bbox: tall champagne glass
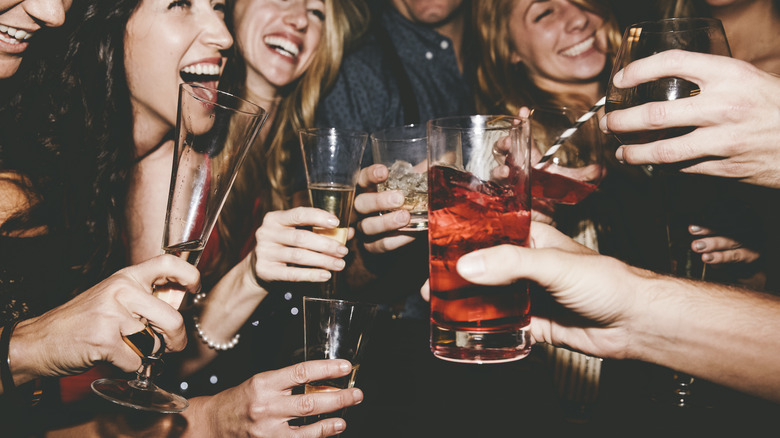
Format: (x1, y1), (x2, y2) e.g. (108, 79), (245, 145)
(605, 17), (731, 408)
(91, 83), (266, 413)
(299, 128), (368, 298)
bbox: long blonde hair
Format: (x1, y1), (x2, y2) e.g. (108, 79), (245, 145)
(473, 0), (622, 114)
(207, 0), (369, 283)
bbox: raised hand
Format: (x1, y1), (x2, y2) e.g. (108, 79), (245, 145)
(187, 359), (363, 438)
(603, 51), (780, 188)
(689, 224), (761, 265)
(252, 207), (350, 284)
(353, 164), (417, 254)
(9, 255), (200, 386)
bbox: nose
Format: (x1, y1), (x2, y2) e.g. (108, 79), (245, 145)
(562, 2), (589, 33)
(202, 13), (233, 52)
(23, 0), (71, 28)
(283, 0), (309, 31)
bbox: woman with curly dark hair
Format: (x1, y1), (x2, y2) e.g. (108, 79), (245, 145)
(2, 0), (364, 435)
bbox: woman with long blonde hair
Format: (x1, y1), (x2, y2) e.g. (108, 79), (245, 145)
(172, 0), (371, 390)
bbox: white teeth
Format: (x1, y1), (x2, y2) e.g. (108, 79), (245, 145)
(0, 25), (33, 42)
(181, 63), (221, 75)
(561, 36), (595, 57)
(264, 36), (299, 57)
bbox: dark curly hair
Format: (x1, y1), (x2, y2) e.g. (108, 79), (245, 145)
(3, 0), (142, 291)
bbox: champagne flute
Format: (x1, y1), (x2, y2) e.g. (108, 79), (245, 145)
(91, 83), (266, 413)
(605, 17), (731, 408)
(299, 128), (368, 298)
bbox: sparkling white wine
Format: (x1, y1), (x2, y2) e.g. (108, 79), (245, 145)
(308, 182), (354, 245)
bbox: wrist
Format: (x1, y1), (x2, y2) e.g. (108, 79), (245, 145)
(179, 395), (216, 437)
(6, 318), (45, 387)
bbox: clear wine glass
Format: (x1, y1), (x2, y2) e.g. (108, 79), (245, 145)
(91, 83), (266, 413)
(605, 17), (732, 408)
(530, 106), (606, 206)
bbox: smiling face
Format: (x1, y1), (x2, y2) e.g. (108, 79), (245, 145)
(0, 0), (72, 78)
(509, 0), (607, 89)
(124, 0), (232, 138)
(232, 0), (324, 97)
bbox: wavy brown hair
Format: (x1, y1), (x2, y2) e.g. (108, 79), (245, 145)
(207, 0), (369, 284)
(473, 0), (622, 114)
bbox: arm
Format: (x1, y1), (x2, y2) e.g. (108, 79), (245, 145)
(180, 207), (348, 376)
(602, 50), (780, 188)
(452, 222), (780, 402)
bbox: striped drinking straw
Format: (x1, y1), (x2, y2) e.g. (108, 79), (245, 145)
(535, 96), (606, 167)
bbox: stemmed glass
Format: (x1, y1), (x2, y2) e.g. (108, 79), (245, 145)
(91, 83), (266, 413)
(299, 128), (368, 298)
(605, 17), (731, 408)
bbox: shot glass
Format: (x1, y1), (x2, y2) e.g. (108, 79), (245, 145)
(427, 115), (532, 364)
(302, 297), (378, 421)
(371, 124), (428, 231)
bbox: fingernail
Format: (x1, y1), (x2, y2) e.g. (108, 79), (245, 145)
(339, 361), (351, 372)
(395, 210), (410, 225)
(457, 253), (485, 278)
(599, 114), (608, 133)
(615, 146), (625, 163)
(613, 69), (623, 85)
(694, 241), (706, 251)
(333, 259), (346, 269)
(690, 225), (702, 233)
(327, 217), (340, 227)
(334, 420), (346, 432)
(352, 389), (364, 404)
(391, 192), (405, 206)
(320, 271), (332, 281)
(337, 246), (348, 256)
(375, 165), (388, 179)
(702, 253), (713, 262)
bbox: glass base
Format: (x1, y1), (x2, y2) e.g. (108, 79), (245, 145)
(430, 325), (530, 364)
(92, 378), (189, 413)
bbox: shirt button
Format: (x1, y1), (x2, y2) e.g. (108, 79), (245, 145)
(440, 40), (449, 50)
(425, 51), (433, 60)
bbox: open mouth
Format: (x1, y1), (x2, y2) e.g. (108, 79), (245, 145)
(0, 25), (33, 45)
(180, 62), (221, 88)
(264, 35), (300, 59)
(561, 36), (595, 57)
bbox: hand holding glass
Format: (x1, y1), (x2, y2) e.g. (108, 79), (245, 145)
(371, 124), (428, 231)
(302, 297), (378, 422)
(91, 83), (266, 413)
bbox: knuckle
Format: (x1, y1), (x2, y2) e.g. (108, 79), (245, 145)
(296, 394), (317, 416)
(644, 102), (669, 129)
(292, 229), (309, 246)
(291, 362), (309, 385)
(289, 247), (306, 263)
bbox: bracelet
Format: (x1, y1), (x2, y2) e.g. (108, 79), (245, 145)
(1, 319), (20, 398)
(192, 315), (240, 351)
(192, 292), (207, 305)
